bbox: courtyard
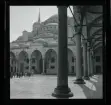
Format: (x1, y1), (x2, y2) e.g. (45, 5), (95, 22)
(10, 74), (103, 99)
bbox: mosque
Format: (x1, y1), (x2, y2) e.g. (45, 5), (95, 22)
(10, 8), (103, 76)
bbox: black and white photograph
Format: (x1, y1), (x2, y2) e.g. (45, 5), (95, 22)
(10, 5), (103, 99)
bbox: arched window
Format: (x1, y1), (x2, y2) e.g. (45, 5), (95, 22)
(72, 57), (74, 62)
(50, 65), (55, 69)
(27, 58), (29, 63)
(71, 66), (74, 73)
(51, 57), (55, 63)
(32, 66), (35, 70)
(45, 27), (46, 30)
(32, 58), (35, 63)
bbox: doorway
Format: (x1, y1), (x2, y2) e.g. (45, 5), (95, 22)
(20, 63), (24, 74)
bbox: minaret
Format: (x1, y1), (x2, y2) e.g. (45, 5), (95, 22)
(38, 8), (41, 23)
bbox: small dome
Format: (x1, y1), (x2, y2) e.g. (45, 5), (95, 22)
(50, 14), (58, 18)
(33, 21), (41, 27)
(33, 21), (40, 25)
(34, 38), (46, 43)
(45, 23), (58, 26)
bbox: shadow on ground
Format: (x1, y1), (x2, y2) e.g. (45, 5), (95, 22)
(77, 75), (103, 99)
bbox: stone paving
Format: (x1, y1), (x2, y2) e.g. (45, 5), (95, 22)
(10, 75), (103, 99)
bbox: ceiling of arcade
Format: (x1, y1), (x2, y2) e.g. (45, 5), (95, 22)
(73, 6), (103, 50)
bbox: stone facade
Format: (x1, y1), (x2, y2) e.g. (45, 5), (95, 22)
(10, 11), (102, 75)
(10, 13), (77, 75)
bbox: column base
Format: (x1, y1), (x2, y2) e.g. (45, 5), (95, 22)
(52, 86), (73, 98)
(74, 78), (86, 84)
(83, 76), (90, 80)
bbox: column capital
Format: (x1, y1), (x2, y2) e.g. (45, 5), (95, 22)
(82, 40), (87, 45)
(57, 6), (69, 8)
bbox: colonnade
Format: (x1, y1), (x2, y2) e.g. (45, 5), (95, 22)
(51, 6), (96, 98)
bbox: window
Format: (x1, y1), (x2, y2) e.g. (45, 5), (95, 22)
(51, 57), (55, 63)
(27, 59), (29, 63)
(50, 65), (55, 69)
(72, 57), (74, 62)
(24, 59), (26, 62)
(96, 56), (100, 62)
(32, 66), (35, 70)
(32, 58), (35, 63)
(71, 66), (74, 73)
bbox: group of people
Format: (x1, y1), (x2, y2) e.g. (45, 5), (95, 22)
(10, 67), (34, 78)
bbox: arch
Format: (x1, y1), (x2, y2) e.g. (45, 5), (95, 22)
(87, 6), (102, 14)
(18, 50), (28, 61)
(44, 49), (57, 74)
(30, 50), (43, 74)
(91, 28), (102, 38)
(10, 51), (16, 58)
(93, 41), (102, 50)
(67, 48), (75, 75)
(30, 48), (43, 56)
(94, 46), (102, 54)
(18, 50), (29, 75)
(89, 15), (102, 29)
(10, 51), (16, 77)
(91, 36), (102, 47)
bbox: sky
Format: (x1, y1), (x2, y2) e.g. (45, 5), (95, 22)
(10, 6), (73, 42)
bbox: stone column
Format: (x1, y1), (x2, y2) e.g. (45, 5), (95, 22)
(82, 40), (90, 80)
(93, 55), (96, 75)
(29, 57), (31, 73)
(90, 53), (93, 76)
(52, 6), (73, 98)
(41, 58), (45, 75)
(73, 6), (85, 84)
(16, 60), (18, 76)
(90, 50), (94, 76)
(87, 48), (91, 76)
(92, 55), (94, 76)
(74, 33), (85, 84)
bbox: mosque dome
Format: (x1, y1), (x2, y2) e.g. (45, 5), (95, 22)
(50, 14), (58, 18)
(44, 14), (72, 26)
(36, 38), (45, 42)
(33, 38), (46, 43)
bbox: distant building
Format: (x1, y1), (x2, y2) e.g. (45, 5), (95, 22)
(10, 9), (102, 75)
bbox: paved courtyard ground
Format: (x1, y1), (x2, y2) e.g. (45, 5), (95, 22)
(10, 74), (103, 99)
